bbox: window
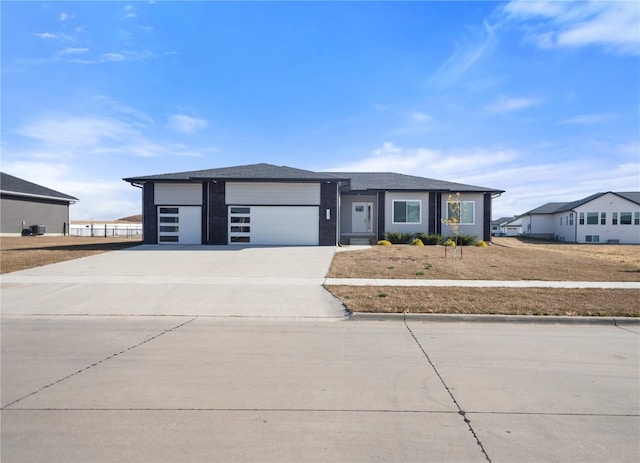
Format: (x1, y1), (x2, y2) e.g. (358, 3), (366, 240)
(600, 213), (606, 225)
(587, 212), (598, 225)
(229, 206), (251, 244)
(613, 212), (618, 225)
(446, 201), (475, 225)
(159, 235), (179, 243)
(159, 216), (179, 223)
(635, 212), (640, 225)
(159, 207), (179, 214)
(159, 226), (179, 232)
(569, 214), (574, 226)
(620, 212), (632, 225)
(393, 200), (421, 224)
(585, 235), (600, 243)
(579, 212), (585, 225)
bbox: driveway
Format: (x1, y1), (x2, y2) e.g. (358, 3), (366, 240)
(0, 245), (347, 319)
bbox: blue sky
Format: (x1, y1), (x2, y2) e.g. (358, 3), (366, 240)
(2, 1), (639, 220)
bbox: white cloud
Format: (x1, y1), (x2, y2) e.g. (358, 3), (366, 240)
(410, 111), (432, 123)
(167, 114), (208, 134)
(124, 4), (136, 19)
(33, 32), (57, 39)
(59, 12), (74, 21)
(60, 47), (89, 55)
(429, 20), (498, 87)
(15, 115), (140, 150)
(502, 1), (640, 56)
(558, 113), (616, 125)
(486, 96), (541, 113)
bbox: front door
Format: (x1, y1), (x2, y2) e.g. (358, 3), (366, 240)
(352, 202), (373, 233)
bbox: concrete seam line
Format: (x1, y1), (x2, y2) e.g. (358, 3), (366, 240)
(403, 313), (492, 463)
(0, 317), (197, 410)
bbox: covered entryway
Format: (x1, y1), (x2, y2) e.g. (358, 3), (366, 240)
(229, 206), (319, 245)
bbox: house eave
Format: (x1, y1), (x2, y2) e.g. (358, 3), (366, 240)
(0, 190), (78, 204)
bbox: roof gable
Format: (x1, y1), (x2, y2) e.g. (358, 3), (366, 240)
(0, 172), (78, 202)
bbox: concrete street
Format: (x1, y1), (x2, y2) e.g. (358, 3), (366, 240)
(2, 317), (638, 462)
(1, 246), (639, 462)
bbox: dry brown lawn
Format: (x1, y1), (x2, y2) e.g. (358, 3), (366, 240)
(0, 236), (141, 274)
(326, 237), (640, 317)
(327, 237), (640, 281)
(327, 286), (639, 317)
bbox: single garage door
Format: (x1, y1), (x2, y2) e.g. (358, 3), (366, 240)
(229, 206), (318, 245)
(158, 206), (202, 244)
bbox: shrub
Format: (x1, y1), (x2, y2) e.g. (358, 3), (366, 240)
(443, 239), (456, 247)
(441, 234), (478, 246)
(384, 231), (415, 244)
(415, 233), (441, 245)
(476, 240), (488, 247)
(377, 239), (392, 246)
(411, 238), (424, 246)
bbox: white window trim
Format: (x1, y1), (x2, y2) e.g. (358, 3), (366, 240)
(392, 200), (422, 225)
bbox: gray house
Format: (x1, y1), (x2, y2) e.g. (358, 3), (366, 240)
(0, 172), (78, 236)
(124, 163), (503, 246)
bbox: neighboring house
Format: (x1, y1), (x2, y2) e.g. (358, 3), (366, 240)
(520, 192), (640, 244)
(0, 172), (78, 236)
(123, 163), (503, 246)
(492, 216), (523, 236)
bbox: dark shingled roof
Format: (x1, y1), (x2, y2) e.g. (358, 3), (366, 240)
(327, 171), (503, 193)
(0, 172), (78, 202)
(522, 192), (640, 216)
(124, 163), (503, 193)
(124, 163), (346, 183)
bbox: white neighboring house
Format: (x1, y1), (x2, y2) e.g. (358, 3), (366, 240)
(492, 216), (523, 236)
(520, 192), (640, 244)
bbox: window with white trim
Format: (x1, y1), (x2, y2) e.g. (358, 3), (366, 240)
(392, 200), (421, 224)
(446, 201), (475, 225)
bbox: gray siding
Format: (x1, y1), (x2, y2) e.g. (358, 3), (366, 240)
(1, 194), (70, 235)
(154, 183), (203, 205)
(226, 182), (320, 205)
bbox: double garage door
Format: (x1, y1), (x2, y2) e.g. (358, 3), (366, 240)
(157, 205), (319, 245)
(229, 206), (319, 245)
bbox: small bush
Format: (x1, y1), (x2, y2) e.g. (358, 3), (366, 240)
(443, 239), (456, 247)
(415, 233), (442, 245)
(476, 240), (488, 247)
(377, 240), (392, 246)
(384, 231), (415, 244)
(441, 234), (478, 246)
(411, 238), (424, 246)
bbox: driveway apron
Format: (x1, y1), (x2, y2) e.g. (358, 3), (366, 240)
(0, 245), (347, 319)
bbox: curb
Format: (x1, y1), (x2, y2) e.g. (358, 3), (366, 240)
(348, 312), (640, 325)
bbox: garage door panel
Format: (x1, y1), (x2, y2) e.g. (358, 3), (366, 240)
(158, 206), (201, 244)
(228, 206), (318, 245)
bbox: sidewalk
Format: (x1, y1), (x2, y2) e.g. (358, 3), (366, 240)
(325, 278), (639, 289)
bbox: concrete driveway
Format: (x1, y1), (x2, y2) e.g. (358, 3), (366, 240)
(2, 317), (638, 462)
(0, 245), (347, 319)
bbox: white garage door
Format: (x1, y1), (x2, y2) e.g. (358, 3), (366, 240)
(229, 206), (318, 245)
(158, 206), (202, 244)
